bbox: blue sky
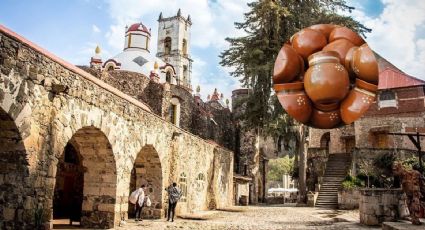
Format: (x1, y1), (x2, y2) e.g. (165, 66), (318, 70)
(1, 0), (424, 100)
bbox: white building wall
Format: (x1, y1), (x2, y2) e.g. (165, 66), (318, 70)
(157, 15), (192, 90)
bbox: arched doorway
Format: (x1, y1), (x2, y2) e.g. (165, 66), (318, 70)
(0, 108), (30, 229)
(320, 132), (331, 154)
(53, 142), (84, 225)
(128, 145), (163, 219)
(53, 127), (117, 229)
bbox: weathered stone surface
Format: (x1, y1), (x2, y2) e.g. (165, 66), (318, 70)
(0, 28), (234, 229)
(359, 189), (403, 226)
(338, 189), (360, 210)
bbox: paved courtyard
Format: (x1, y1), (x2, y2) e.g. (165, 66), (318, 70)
(118, 205), (379, 230)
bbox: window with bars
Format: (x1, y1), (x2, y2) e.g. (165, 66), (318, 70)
(378, 90), (397, 108)
(169, 104), (176, 124)
(379, 90), (396, 101)
(195, 173), (205, 192)
(179, 173), (187, 202)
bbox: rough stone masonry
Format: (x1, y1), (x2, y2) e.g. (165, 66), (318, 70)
(0, 25), (233, 229)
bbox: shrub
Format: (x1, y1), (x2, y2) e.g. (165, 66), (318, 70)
(341, 175), (363, 190)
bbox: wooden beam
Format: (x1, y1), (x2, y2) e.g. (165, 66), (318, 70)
(405, 127), (425, 133)
(387, 132), (425, 137)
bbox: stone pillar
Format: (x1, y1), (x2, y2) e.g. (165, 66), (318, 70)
(298, 125), (308, 204)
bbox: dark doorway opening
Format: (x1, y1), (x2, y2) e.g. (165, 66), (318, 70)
(53, 142), (84, 226)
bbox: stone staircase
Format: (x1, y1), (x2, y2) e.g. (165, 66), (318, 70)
(315, 154), (350, 209)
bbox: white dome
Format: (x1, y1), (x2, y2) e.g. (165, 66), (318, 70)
(107, 50), (164, 76)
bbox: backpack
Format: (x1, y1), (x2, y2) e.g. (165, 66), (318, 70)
(145, 196), (152, 207)
(129, 190), (139, 204)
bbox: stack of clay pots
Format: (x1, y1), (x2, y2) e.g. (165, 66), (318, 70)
(273, 24), (379, 129)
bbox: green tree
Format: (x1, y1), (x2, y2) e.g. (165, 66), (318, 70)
(267, 156), (295, 181)
(221, 0), (370, 203)
(220, 0), (370, 134)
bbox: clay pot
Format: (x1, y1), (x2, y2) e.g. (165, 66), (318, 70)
(310, 103), (341, 129)
(291, 28), (327, 61)
(329, 26), (365, 46)
(314, 102), (339, 112)
(351, 44), (379, 84)
(344, 46), (358, 78)
(296, 55), (306, 81)
(356, 78), (378, 92)
(273, 44), (303, 84)
(340, 78), (378, 124)
(322, 39), (355, 64)
(309, 24), (339, 41)
(304, 51), (350, 105)
(274, 82), (312, 124)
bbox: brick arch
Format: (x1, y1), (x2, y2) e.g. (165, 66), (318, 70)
(0, 108), (31, 229)
(129, 145), (163, 219)
(53, 126), (117, 229)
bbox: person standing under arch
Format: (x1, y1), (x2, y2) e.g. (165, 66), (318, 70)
(133, 185), (146, 221)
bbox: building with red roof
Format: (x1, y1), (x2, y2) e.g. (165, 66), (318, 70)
(307, 54), (425, 207)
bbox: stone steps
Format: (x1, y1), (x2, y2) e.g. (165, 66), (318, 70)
(315, 154), (350, 209)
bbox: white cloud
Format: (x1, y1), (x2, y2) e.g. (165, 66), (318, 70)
(92, 24), (101, 33)
(103, 0), (249, 101)
(348, 0), (425, 80)
(104, 0), (249, 52)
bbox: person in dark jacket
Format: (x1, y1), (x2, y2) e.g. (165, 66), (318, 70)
(165, 182), (182, 222)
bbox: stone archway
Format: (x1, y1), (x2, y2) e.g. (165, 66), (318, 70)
(128, 145), (163, 219)
(0, 108), (30, 229)
(53, 127), (117, 229)
(320, 132), (331, 153)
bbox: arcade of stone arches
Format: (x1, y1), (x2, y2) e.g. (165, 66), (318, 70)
(0, 108), (165, 228)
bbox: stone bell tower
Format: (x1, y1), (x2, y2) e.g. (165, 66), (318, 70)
(157, 9), (193, 91)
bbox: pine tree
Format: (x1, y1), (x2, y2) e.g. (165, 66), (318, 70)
(220, 0), (370, 133)
(221, 0), (370, 203)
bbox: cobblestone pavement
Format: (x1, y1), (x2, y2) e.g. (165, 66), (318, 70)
(118, 205), (380, 230)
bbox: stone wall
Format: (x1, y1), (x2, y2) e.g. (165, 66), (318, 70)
(307, 148), (329, 192)
(359, 189), (403, 226)
(0, 26), (234, 229)
(338, 189), (360, 210)
(77, 67), (236, 151)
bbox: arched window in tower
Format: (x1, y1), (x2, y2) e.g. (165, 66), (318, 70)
(164, 37), (172, 55)
(182, 39), (187, 55)
(169, 97), (180, 127)
(166, 71), (172, 83)
(183, 65), (188, 84)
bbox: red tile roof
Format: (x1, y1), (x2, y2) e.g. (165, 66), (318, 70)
(376, 54), (425, 90)
(127, 22), (150, 35)
(378, 68), (425, 90)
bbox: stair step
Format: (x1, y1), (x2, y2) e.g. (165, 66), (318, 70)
(316, 155), (349, 208)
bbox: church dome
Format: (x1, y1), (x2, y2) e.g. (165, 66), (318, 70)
(127, 22), (151, 35)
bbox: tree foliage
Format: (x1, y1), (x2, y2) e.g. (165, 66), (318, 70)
(220, 0), (370, 134)
(267, 156), (295, 181)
